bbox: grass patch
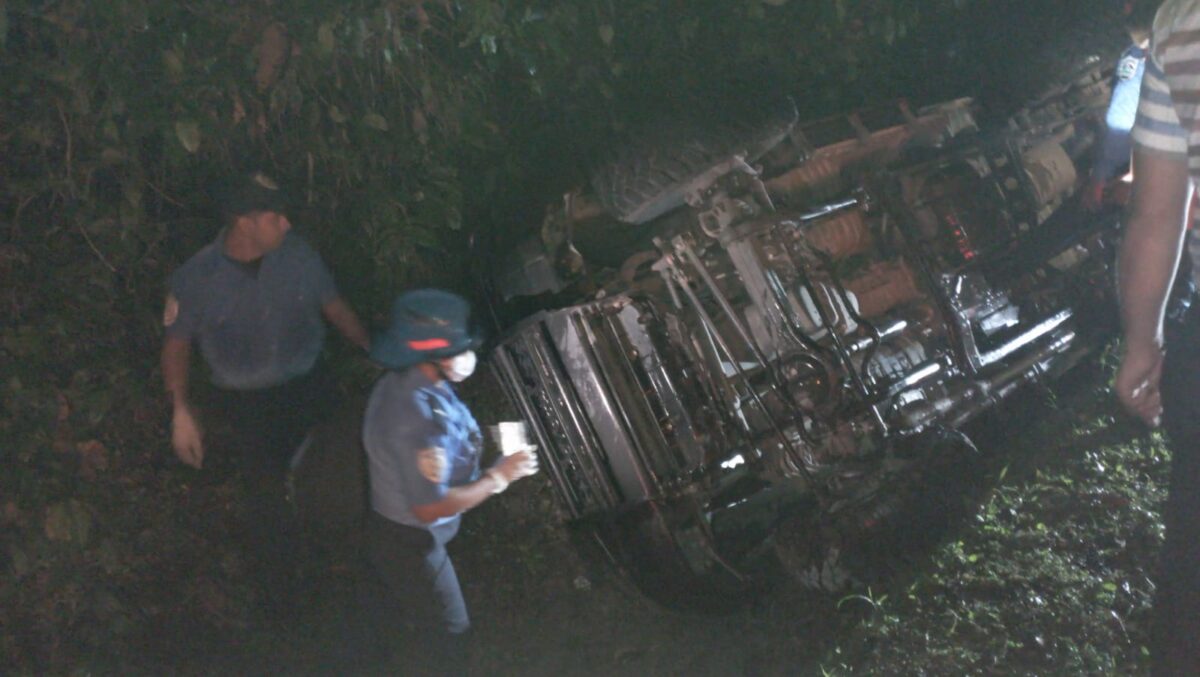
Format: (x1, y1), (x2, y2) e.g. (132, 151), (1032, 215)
(817, 368), (1166, 675)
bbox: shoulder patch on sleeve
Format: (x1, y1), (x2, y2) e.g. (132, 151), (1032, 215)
(163, 294), (180, 327)
(417, 447), (448, 483)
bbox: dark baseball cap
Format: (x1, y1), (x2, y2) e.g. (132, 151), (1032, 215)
(219, 172), (290, 217)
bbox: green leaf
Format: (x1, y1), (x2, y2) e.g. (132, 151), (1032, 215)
(174, 121), (201, 153)
(97, 539), (122, 574)
(44, 500), (91, 546)
(100, 148), (125, 165)
(317, 23), (336, 56)
(101, 118), (120, 142)
(45, 504), (72, 541)
(362, 112), (389, 131)
(9, 545), (30, 578)
(163, 49), (184, 81)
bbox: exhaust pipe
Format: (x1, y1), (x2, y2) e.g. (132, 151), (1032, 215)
(895, 329), (1088, 432)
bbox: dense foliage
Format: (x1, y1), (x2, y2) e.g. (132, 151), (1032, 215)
(0, 0), (1135, 672)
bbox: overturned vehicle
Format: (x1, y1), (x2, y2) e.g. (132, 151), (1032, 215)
(484, 70), (1124, 609)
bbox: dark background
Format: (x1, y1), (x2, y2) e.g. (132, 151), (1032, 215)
(0, 1), (1156, 673)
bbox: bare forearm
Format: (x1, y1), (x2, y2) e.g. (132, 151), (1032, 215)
(1119, 226), (1185, 349)
(411, 474), (504, 523)
(323, 297), (369, 350)
(1118, 148), (1192, 351)
(161, 337), (192, 411)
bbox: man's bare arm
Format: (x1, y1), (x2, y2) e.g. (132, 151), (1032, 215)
(1115, 146), (1192, 426)
(322, 297), (370, 351)
(410, 451), (536, 524)
(411, 478), (501, 524)
(1119, 147), (1191, 352)
(162, 336), (192, 411)
(162, 335), (205, 467)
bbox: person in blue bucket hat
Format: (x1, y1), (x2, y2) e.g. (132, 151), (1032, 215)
(356, 288), (537, 672)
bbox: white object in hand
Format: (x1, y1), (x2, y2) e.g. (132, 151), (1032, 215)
(493, 421), (531, 456)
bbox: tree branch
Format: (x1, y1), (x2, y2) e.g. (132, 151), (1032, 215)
(79, 221), (118, 274)
(55, 101), (73, 189)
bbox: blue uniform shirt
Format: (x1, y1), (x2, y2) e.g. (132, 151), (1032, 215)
(362, 367), (483, 530)
(1094, 45), (1148, 182)
(165, 230), (338, 390)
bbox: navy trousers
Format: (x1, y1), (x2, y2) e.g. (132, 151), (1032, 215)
(350, 511), (470, 674)
(205, 367), (331, 605)
(1155, 309), (1200, 676)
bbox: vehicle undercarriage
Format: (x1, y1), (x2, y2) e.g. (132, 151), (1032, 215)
(484, 64), (1126, 609)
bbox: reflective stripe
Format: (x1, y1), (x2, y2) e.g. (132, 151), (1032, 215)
(409, 338), (451, 350)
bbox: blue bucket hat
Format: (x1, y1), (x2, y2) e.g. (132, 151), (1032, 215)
(370, 289), (481, 370)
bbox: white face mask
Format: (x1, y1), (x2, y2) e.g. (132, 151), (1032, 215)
(442, 350), (477, 382)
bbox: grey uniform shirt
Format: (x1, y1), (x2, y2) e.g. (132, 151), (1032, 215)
(362, 367), (483, 531)
(165, 230), (338, 390)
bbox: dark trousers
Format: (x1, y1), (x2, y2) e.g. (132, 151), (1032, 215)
(1155, 311), (1200, 676)
(345, 511), (470, 674)
(204, 368), (332, 601)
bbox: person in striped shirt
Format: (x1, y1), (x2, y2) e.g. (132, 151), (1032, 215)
(1116, 0), (1200, 673)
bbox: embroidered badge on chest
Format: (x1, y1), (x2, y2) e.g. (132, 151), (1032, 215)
(418, 447), (448, 483)
(1117, 56), (1139, 81)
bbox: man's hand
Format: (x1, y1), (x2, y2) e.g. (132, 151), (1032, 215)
(322, 297), (370, 352)
(1115, 343), (1165, 427)
(1115, 147), (1190, 429)
(162, 336), (203, 467)
(172, 406), (205, 468)
(493, 448), (539, 483)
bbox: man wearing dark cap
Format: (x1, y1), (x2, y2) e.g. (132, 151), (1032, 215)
(160, 172), (369, 606)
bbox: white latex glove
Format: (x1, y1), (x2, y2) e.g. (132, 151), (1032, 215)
(496, 448), (539, 483)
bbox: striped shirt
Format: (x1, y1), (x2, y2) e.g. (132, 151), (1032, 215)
(1132, 0), (1200, 172)
(1132, 0), (1200, 280)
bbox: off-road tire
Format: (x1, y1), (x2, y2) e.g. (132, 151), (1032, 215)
(588, 99), (798, 225)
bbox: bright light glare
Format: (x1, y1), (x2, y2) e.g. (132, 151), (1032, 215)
(720, 454), (745, 470)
